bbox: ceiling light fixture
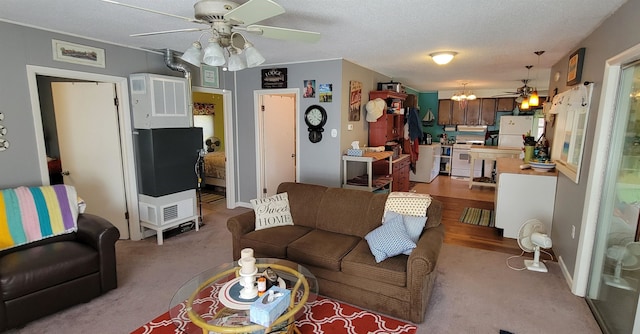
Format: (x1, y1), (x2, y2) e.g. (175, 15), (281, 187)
(520, 65), (533, 111)
(528, 50), (545, 107)
(180, 27), (265, 71)
(429, 51), (457, 65)
(451, 82), (476, 108)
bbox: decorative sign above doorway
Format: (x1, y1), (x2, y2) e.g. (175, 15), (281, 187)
(261, 68), (287, 89)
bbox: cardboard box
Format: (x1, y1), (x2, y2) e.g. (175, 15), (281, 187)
(249, 286), (291, 327)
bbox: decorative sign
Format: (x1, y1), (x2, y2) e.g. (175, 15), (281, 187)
(262, 68), (288, 89)
(349, 81), (362, 121)
(52, 39), (105, 68)
(201, 65), (219, 88)
(0, 111), (7, 151)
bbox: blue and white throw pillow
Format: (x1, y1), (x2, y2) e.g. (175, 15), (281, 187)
(365, 214), (416, 263)
(384, 210), (428, 255)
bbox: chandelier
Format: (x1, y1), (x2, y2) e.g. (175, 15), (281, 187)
(451, 83), (476, 108)
(180, 25), (265, 71)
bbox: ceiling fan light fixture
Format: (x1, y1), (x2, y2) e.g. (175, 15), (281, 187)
(227, 48), (247, 71)
(180, 41), (203, 67)
(430, 51), (457, 65)
(521, 97), (530, 110)
(202, 38), (226, 66)
(528, 90), (539, 107)
(243, 41), (265, 68)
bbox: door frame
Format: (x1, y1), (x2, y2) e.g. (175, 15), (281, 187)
(575, 43), (640, 300)
(26, 65), (141, 240)
(192, 86), (235, 208)
(253, 89), (300, 198)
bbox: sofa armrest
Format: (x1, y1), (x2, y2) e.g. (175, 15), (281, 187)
(227, 211), (256, 260)
(407, 200), (444, 288)
(76, 213), (120, 292)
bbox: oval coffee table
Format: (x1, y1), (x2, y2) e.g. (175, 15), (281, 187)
(169, 258), (318, 334)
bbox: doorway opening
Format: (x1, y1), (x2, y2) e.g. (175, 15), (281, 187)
(254, 89), (300, 198)
(26, 65), (139, 240)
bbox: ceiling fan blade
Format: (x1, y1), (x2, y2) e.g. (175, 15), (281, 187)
(101, 0), (202, 23)
(224, 0), (285, 25)
(245, 25), (321, 43)
(130, 27), (211, 37)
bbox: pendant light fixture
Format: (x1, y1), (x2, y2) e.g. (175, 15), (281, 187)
(451, 82), (476, 109)
(528, 51), (545, 107)
(520, 66), (533, 111)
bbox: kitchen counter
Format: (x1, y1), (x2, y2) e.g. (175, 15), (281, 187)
(496, 157), (559, 176)
(468, 146), (522, 189)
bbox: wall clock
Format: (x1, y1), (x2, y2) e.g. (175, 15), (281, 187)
(304, 105), (327, 143)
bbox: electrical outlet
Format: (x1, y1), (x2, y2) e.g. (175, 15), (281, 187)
(571, 225), (576, 239)
(347, 124), (353, 131)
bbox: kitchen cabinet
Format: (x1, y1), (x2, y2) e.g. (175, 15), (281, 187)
(497, 98), (515, 112)
(437, 99), (453, 125)
(480, 98), (496, 125)
(437, 98), (497, 125)
(451, 101), (465, 125)
(374, 154), (411, 192)
(368, 91), (407, 146)
(342, 151), (393, 192)
(369, 114), (404, 146)
(464, 99), (481, 125)
(494, 158), (558, 239)
(410, 144), (441, 183)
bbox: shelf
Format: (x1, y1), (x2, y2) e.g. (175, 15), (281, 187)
(342, 151), (393, 192)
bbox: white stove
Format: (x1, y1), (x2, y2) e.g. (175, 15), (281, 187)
(451, 126), (487, 178)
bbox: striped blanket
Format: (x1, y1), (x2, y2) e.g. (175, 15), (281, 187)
(0, 185), (79, 251)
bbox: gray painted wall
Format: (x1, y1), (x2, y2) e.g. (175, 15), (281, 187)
(230, 59), (393, 203)
(548, 0), (640, 278)
(0, 21), (178, 189)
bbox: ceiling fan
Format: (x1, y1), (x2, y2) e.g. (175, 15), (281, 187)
(495, 79), (534, 102)
(101, 0), (321, 69)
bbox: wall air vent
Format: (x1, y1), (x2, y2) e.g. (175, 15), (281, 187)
(163, 204), (179, 222)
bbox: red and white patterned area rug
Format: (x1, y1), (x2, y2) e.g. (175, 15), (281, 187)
(131, 296), (417, 334)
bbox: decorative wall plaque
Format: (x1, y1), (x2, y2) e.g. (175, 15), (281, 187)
(261, 68), (288, 89)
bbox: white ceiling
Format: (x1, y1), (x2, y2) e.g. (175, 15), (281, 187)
(0, 0), (628, 95)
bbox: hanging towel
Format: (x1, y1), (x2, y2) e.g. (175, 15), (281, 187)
(407, 107), (422, 141)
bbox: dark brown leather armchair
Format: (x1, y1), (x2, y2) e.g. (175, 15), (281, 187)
(0, 213), (120, 331)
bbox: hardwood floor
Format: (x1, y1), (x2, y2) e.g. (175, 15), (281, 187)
(411, 176), (528, 257)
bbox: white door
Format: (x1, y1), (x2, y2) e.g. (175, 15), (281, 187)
(51, 82), (129, 238)
(257, 93), (297, 197)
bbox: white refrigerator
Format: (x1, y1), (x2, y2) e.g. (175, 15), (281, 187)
(498, 116), (534, 148)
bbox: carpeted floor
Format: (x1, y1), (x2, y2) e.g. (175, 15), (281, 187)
(459, 207), (496, 227)
(9, 201), (601, 334)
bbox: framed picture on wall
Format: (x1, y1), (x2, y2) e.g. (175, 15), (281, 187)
(52, 39), (105, 68)
(201, 65), (220, 88)
(566, 47), (585, 86)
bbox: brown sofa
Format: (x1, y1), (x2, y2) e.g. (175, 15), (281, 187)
(227, 182), (444, 323)
(0, 213), (120, 331)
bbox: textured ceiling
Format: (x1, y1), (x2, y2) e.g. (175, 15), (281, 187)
(0, 0), (628, 95)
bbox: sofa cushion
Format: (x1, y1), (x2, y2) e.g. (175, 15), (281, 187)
(365, 216), (416, 263)
(277, 182), (327, 229)
(240, 225), (312, 258)
(342, 240), (407, 287)
(383, 192), (432, 218)
(315, 187), (388, 238)
(0, 241), (98, 300)
(250, 193), (294, 231)
(288, 230), (360, 271)
(0, 185), (79, 251)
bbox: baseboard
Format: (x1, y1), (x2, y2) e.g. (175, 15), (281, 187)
(558, 255), (575, 293)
